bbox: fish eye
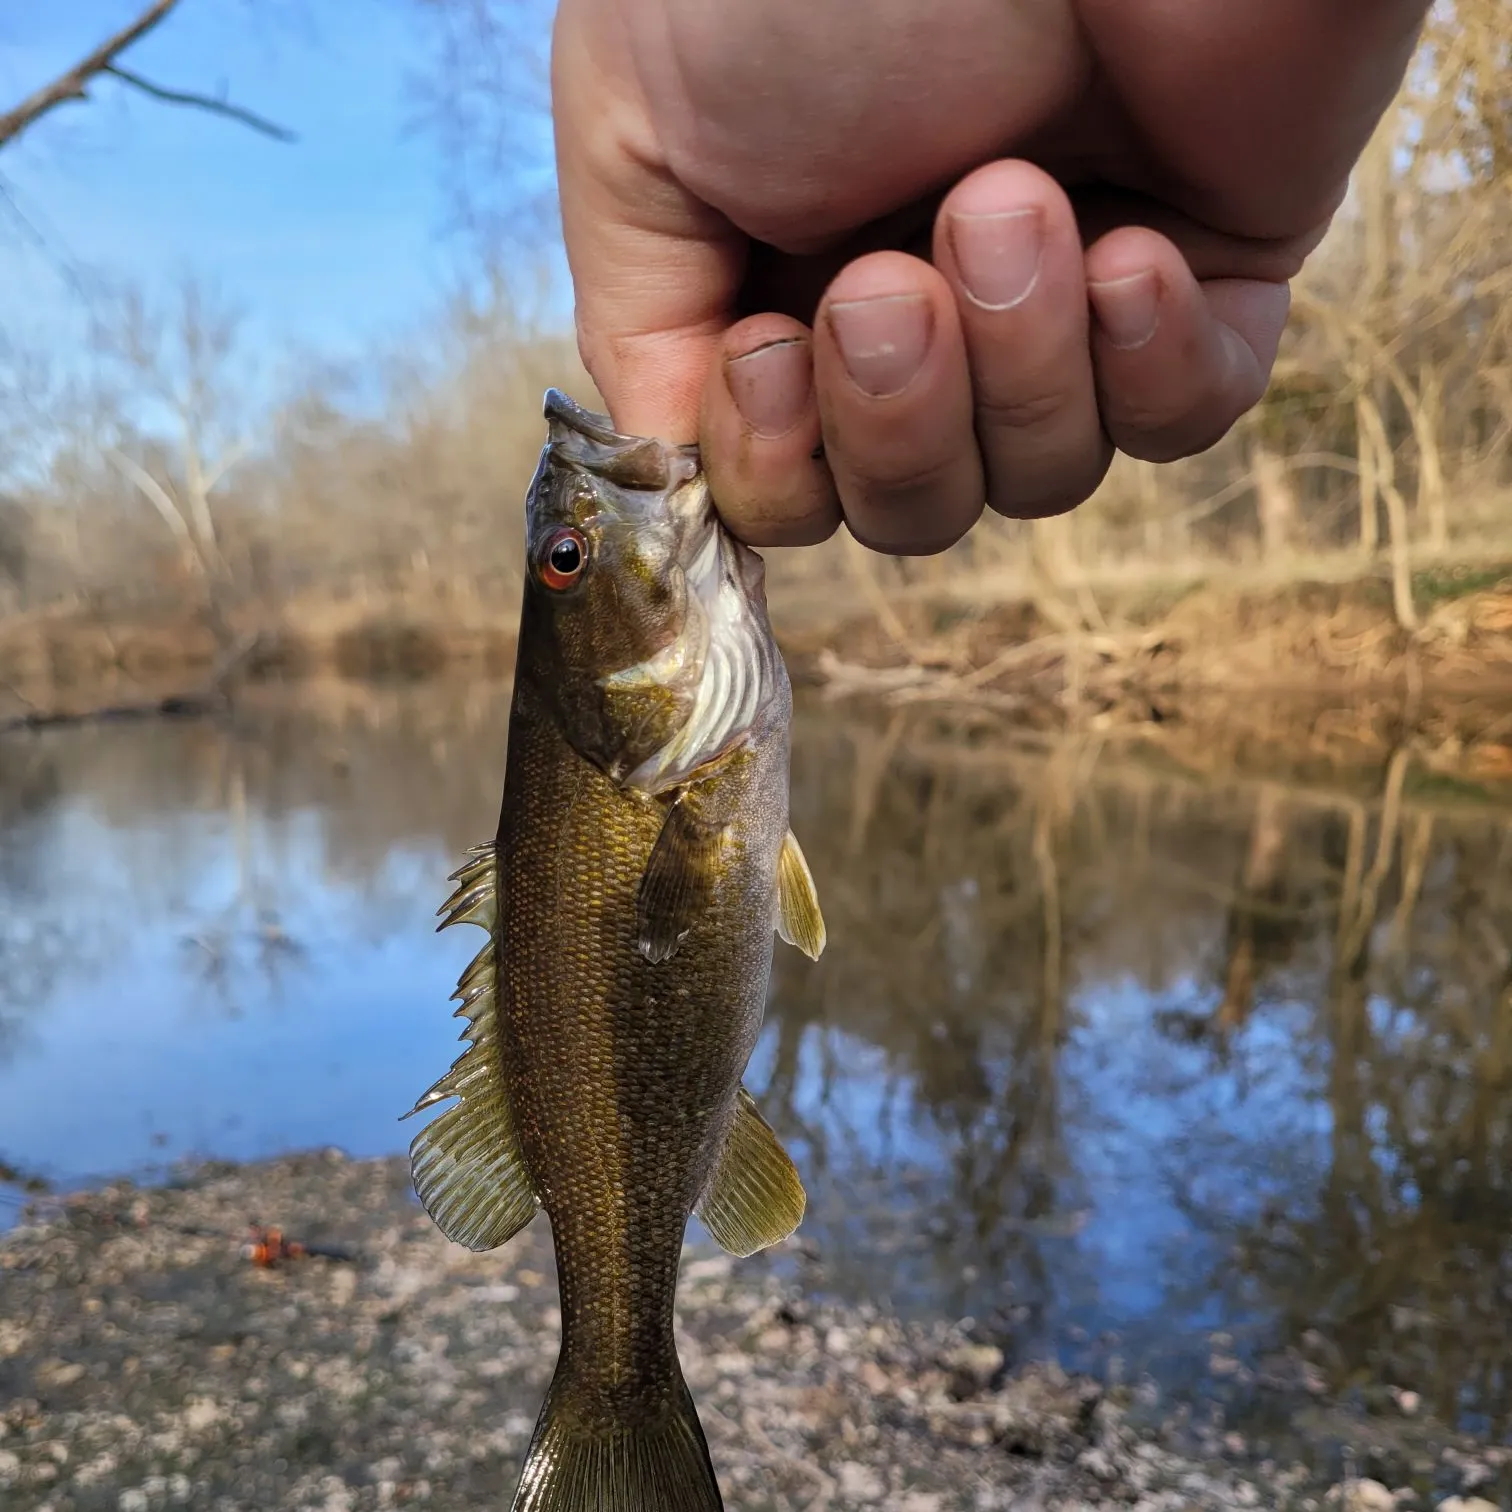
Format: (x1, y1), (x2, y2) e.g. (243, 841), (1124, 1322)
(538, 527), (587, 591)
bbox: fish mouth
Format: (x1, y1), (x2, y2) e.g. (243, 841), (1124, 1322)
(539, 389), (702, 501)
(537, 389), (750, 558)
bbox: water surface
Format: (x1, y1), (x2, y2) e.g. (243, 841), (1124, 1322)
(2, 680), (1510, 1451)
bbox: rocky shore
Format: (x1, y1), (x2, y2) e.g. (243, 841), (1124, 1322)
(0, 1152), (1505, 1511)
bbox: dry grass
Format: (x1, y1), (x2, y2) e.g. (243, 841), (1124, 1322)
(797, 564), (1512, 724)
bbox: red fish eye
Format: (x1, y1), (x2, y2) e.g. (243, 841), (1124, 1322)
(538, 527), (587, 591)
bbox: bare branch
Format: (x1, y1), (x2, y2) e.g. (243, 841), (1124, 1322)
(104, 445), (198, 563)
(101, 65), (296, 143)
(0, 1), (179, 150)
(0, 0), (293, 152)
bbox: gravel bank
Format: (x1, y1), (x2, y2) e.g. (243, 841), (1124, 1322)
(0, 1153), (1503, 1511)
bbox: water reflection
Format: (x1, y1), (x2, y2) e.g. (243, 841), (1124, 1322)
(1, 683), (1510, 1438)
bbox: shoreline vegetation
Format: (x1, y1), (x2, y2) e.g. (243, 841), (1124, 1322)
(1, 1152), (1508, 1512)
(3, 555), (1511, 785)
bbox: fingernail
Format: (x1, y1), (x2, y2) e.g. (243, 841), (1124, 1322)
(724, 337), (812, 438)
(948, 208), (1044, 310)
(1088, 270), (1160, 350)
(827, 293), (931, 398)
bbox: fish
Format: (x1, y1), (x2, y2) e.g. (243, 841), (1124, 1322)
(403, 389), (827, 1512)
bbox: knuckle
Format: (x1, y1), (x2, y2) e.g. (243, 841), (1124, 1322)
(973, 388), (1112, 516)
(1100, 353), (1255, 463)
(836, 462), (984, 555)
(845, 514), (978, 557)
(973, 384), (1073, 435)
(1110, 407), (1235, 464)
(843, 453), (975, 510)
(985, 449), (1113, 519)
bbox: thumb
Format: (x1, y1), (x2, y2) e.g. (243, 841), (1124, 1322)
(552, 5), (745, 443)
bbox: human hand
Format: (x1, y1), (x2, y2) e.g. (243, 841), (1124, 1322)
(551, 0), (1429, 554)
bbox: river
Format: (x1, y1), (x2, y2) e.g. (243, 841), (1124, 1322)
(2, 679), (1510, 1445)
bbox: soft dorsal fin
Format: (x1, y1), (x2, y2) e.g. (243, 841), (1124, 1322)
(402, 843), (540, 1253)
(775, 829), (826, 960)
(695, 1086), (806, 1258)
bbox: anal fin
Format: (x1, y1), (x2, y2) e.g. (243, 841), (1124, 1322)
(404, 841), (541, 1253)
(776, 829), (826, 960)
(696, 1087), (806, 1258)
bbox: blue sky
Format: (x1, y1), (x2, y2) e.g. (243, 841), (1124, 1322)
(0, 1), (559, 375)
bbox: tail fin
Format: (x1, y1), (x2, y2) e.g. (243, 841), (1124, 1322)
(511, 1371), (723, 1512)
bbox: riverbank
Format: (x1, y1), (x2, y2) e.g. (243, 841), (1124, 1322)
(3, 559), (1511, 736)
(797, 562), (1512, 721)
(0, 589), (517, 729)
(0, 1153), (1506, 1511)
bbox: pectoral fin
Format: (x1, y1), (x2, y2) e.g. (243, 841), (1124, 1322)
(696, 1087), (806, 1258)
(775, 829), (826, 960)
(636, 794), (725, 965)
(404, 843), (540, 1253)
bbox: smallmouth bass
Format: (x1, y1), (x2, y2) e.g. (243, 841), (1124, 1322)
(405, 390), (826, 1511)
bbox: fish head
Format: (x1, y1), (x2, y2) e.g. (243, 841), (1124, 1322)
(518, 389), (783, 788)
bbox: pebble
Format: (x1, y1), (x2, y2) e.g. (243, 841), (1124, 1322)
(836, 1460), (886, 1502)
(941, 1343), (1004, 1392)
(1334, 1480), (1394, 1511)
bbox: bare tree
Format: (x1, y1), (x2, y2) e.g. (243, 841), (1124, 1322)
(91, 277), (255, 626)
(0, 1), (293, 153)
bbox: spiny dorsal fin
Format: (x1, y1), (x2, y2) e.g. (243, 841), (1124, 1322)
(695, 1087), (806, 1258)
(404, 841), (540, 1252)
(775, 829), (826, 960)
(435, 844), (498, 933)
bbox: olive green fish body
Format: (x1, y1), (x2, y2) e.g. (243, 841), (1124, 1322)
(406, 391), (826, 1512)
(500, 675), (787, 1412)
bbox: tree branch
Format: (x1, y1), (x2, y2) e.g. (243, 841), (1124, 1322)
(105, 446), (198, 563)
(0, 0), (179, 150)
(102, 65), (296, 143)
(0, 0), (293, 151)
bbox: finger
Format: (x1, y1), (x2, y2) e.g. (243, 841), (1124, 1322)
(935, 160), (1110, 519)
(812, 251), (984, 556)
(551, 2), (743, 442)
(700, 314), (841, 547)
(1085, 226), (1292, 462)
(1071, 183), (1327, 284)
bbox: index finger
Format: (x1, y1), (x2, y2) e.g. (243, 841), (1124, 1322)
(552, 1), (745, 442)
